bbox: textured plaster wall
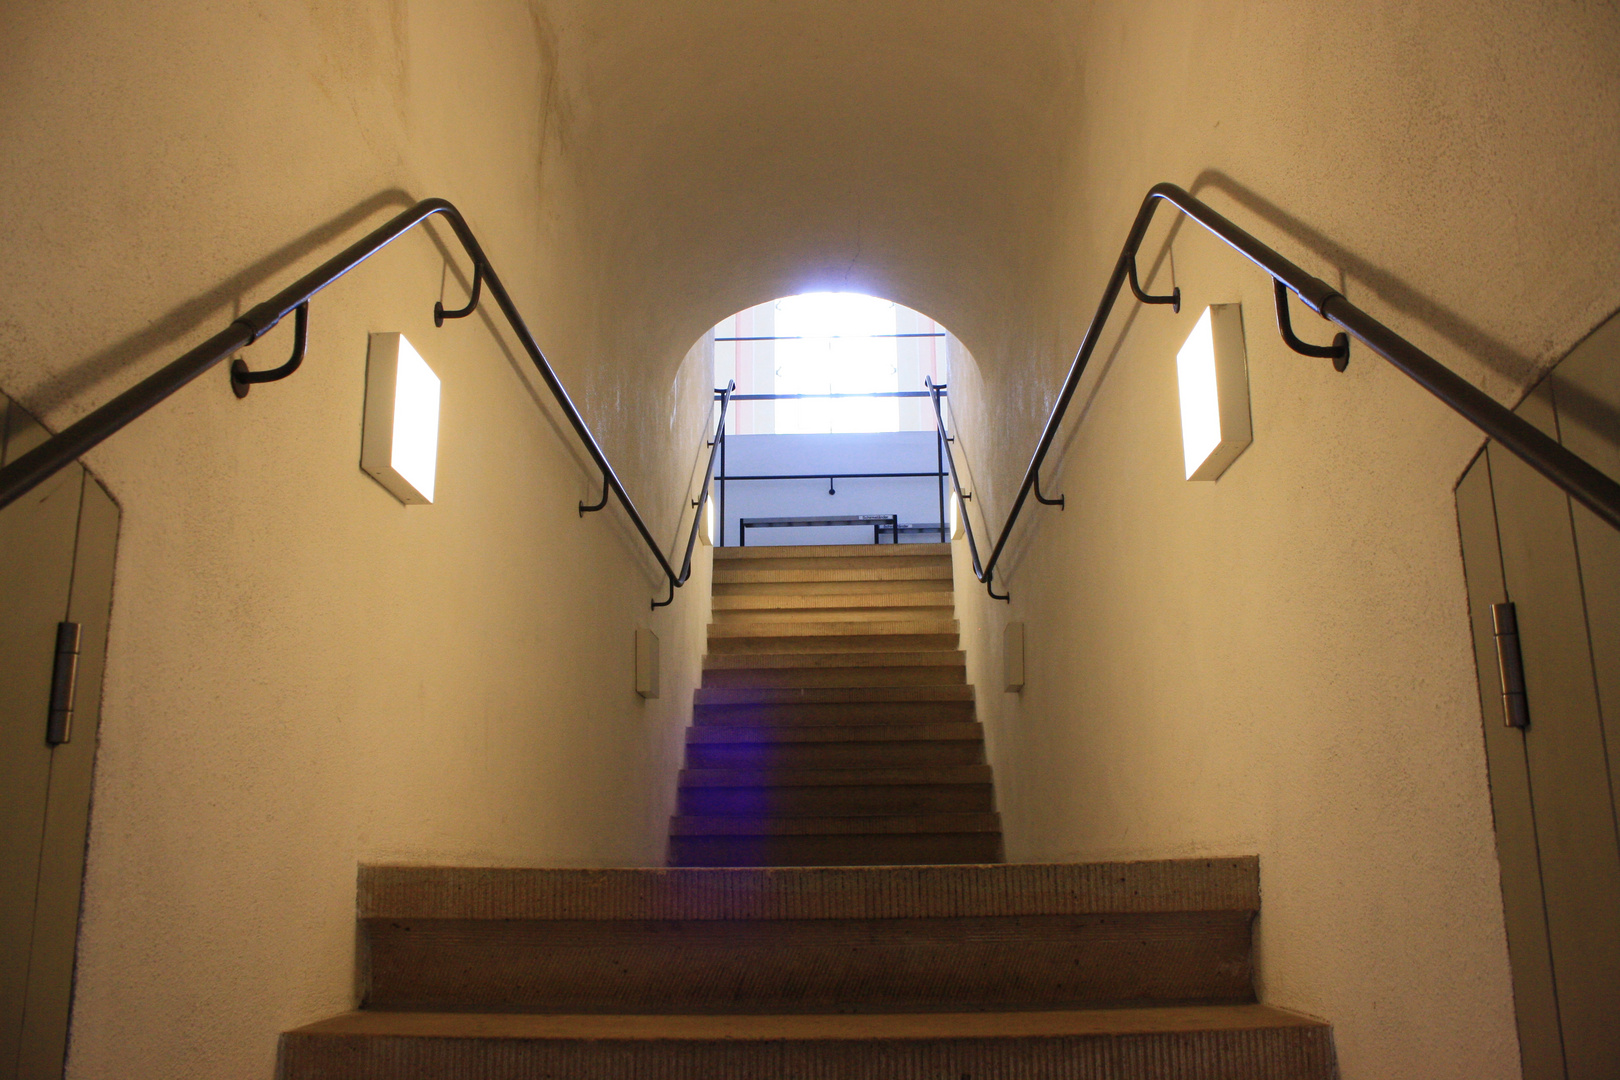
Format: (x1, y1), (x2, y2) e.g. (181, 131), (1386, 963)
(948, 2), (1620, 1078)
(5, 0), (1617, 1076)
(0, 2), (714, 1077)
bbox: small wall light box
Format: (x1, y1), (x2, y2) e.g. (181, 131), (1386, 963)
(1176, 304), (1252, 481)
(362, 333), (441, 504)
(635, 628), (661, 699)
(948, 491), (966, 541)
(699, 494), (716, 547)
(1003, 621), (1025, 693)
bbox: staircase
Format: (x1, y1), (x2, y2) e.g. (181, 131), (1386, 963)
(279, 541), (1338, 1078)
(673, 542), (1002, 866)
(282, 860), (1334, 1078)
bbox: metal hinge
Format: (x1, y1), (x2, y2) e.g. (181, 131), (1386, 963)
(1491, 602), (1530, 730)
(47, 621), (81, 746)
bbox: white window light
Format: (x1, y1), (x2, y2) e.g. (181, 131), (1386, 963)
(361, 333), (441, 504)
(947, 490), (966, 541)
(1176, 304), (1252, 481)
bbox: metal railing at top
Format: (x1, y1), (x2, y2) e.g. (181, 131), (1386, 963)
(924, 182), (1620, 603)
(0, 198), (725, 610)
(708, 389), (951, 546)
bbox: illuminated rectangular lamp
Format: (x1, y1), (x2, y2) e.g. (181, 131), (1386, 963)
(361, 333), (441, 504)
(1176, 304), (1252, 481)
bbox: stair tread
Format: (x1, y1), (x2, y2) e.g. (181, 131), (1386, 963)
(694, 711), (978, 728)
(681, 766), (994, 786)
(696, 685), (973, 704)
(671, 813), (1002, 836)
(290, 1003), (1322, 1040)
(358, 859), (1260, 919)
(704, 650), (965, 670)
(714, 594), (953, 610)
(708, 620), (959, 638)
(689, 723), (983, 745)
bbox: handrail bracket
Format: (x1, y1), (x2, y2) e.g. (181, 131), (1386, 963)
(230, 302), (310, 399)
(1273, 279), (1350, 372)
(434, 262), (484, 327)
(579, 473), (610, 516)
(1033, 474), (1065, 509)
(1128, 257), (1180, 313)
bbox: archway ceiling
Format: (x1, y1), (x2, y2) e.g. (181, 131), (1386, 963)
(544, 0), (1081, 371)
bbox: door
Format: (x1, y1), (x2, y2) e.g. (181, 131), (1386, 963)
(1456, 311), (1620, 1080)
(0, 394), (119, 1080)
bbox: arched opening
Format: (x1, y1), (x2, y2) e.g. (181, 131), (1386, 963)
(708, 294), (953, 546)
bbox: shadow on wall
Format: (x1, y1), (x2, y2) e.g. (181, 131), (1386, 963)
(22, 190), (420, 417)
(1188, 169), (1537, 385)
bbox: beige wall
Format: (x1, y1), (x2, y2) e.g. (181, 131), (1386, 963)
(4, 0), (1617, 1076)
(0, 2), (715, 1077)
(949, 2), (1620, 1078)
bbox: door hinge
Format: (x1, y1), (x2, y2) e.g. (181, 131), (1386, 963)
(1491, 602), (1530, 730)
(47, 621), (81, 746)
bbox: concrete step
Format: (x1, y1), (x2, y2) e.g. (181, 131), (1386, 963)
(353, 861), (1258, 1009)
(677, 782), (995, 816)
(695, 699), (977, 726)
(706, 632), (959, 655)
(685, 738), (984, 770)
(670, 812), (1002, 836)
(671, 832), (1005, 866)
(714, 578), (954, 600)
(707, 618), (959, 639)
(700, 664), (967, 690)
(680, 765), (995, 787)
(283, 1005), (1334, 1080)
(703, 649), (965, 671)
(694, 685), (975, 705)
(715, 564), (952, 586)
(688, 722), (983, 745)
(713, 609), (958, 630)
(713, 591), (953, 612)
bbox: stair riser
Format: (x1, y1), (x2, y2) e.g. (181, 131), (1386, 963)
(704, 653), (965, 672)
(689, 723), (982, 745)
(708, 621), (959, 639)
(701, 666), (966, 689)
(282, 1026), (1335, 1080)
(707, 635), (960, 655)
(363, 911), (1254, 1012)
(695, 702), (977, 726)
(681, 766), (995, 788)
(685, 742), (984, 770)
(715, 580), (954, 599)
(712, 611), (956, 629)
(670, 832), (1002, 866)
(678, 785), (995, 816)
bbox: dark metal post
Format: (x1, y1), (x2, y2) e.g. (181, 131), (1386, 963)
(937, 431), (946, 543)
(718, 423), (726, 547)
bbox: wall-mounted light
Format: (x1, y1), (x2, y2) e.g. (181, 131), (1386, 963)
(699, 493), (716, 547)
(947, 491), (966, 541)
(361, 333), (441, 504)
(1003, 621), (1025, 693)
(635, 628), (660, 698)
(1176, 305), (1251, 481)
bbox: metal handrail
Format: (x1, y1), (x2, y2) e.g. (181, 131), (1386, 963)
(930, 182), (1620, 601)
(924, 379), (1004, 600)
(0, 198), (718, 609)
(653, 383), (732, 609)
